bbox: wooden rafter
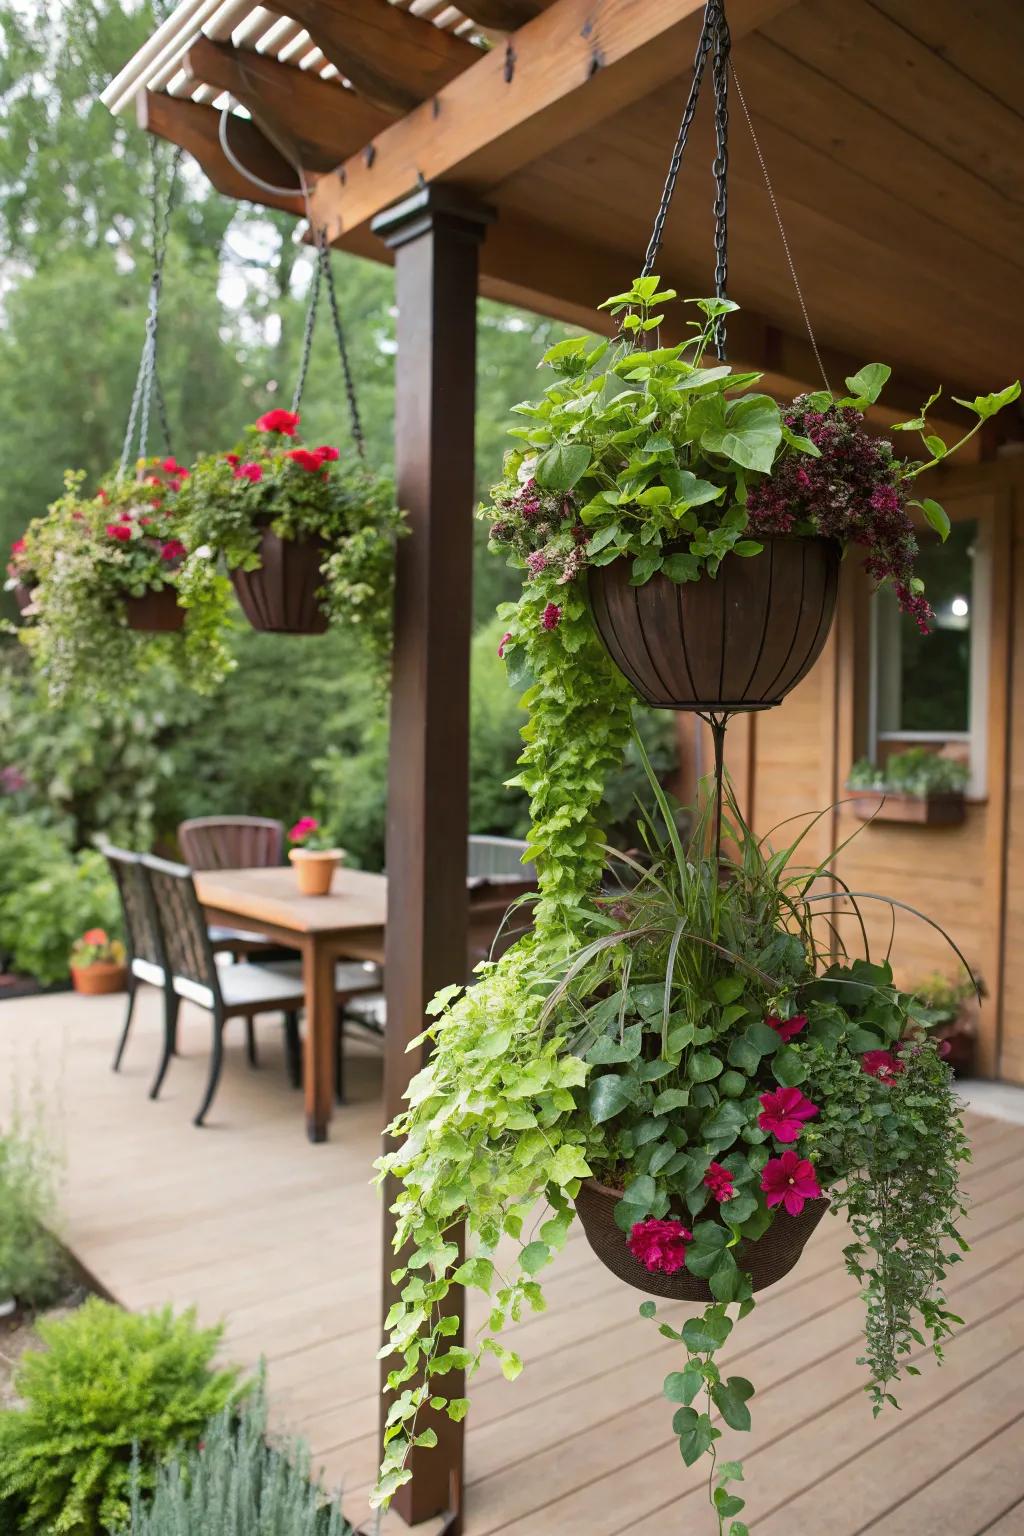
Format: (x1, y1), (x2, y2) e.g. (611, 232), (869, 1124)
(137, 90), (305, 215)
(184, 38), (390, 174)
(309, 0), (800, 240)
(455, 0), (547, 27)
(276, 0), (477, 115)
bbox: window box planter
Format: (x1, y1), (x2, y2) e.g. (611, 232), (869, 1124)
(230, 528), (329, 636)
(847, 788), (966, 826)
(588, 536), (840, 712)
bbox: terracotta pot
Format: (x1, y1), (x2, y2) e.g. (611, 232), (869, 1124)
(588, 536), (840, 712)
(124, 587), (185, 633)
(71, 961), (128, 996)
(289, 848), (342, 896)
(574, 1178), (829, 1302)
(847, 788), (965, 826)
(231, 528), (329, 635)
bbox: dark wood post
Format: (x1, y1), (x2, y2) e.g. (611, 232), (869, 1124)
(372, 186), (491, 1533)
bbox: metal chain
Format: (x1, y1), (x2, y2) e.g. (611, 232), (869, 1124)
(710, 1), (731, 359)
(641, 2), (716, 279)
(290, 237), (323, 417)
(318, 229), (367, 461)
(120, 143), (183, 477)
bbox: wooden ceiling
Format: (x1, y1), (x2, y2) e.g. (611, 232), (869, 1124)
(107, 0), (1024, 399)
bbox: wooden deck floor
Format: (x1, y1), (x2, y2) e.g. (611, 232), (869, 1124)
(2, 987), (1024, 1535)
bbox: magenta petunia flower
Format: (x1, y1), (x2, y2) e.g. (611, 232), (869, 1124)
(627, 1217), (692, 1275)
(234, 462), (263, 483)
(160, 539), (186, 563)
(704, 1162), (735, 1203)
(761, 1150), (821, 1215)
(861, 1049), (904, 1082)
(256, 408), (300, 435)
(106, 522), (132, 542)
(758, 1086), (819, 1143)
(766, 1013), (807, 1044)
(541, 602), (561, 631)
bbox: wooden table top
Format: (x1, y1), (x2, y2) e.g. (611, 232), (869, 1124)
(194, 866), (387, 936)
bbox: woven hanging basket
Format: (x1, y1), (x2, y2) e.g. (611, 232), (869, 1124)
(230, 527), (329, 635)
(588, 536), (840, 713)
(124, 587), (185, 633)
(12, 581), (35, 616)
(575, 1179), (829, 1303)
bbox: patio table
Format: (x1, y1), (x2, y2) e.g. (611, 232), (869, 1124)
(194, 866), (386, 1143)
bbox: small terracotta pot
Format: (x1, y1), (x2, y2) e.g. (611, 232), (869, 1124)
(124, 588), (185, 633)
(71, 961), (128, 996)
(289, 848), (342, 896)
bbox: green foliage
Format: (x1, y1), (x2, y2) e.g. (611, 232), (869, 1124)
(0, 1299), (245, 1536)
(113, 1382), (348, 1536)
(0, 806), (120, 984)
(0, 1104), (66, 1307)
(848, 748), (969, 796)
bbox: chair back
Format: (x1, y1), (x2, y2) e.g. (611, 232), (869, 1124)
(467, 835), (536, 883)
(142, 854), (221, 1010)
(101, 845), (166, 980)
(178, 816), (284, 871)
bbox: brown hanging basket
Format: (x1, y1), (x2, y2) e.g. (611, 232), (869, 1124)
(124, 587), (185, 633)
(574, 1178), (829, 1302)
(588, 536), (840, 712)
(12, 581), (36, 616)
(230, 528), (329, 635)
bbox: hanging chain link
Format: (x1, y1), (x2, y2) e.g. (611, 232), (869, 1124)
(641, 3), (715, 280)
(291, 225), (367, 461)
(120, 142), (183, 478)
(290, 237), (323, 418)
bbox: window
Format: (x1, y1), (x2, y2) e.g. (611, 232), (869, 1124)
(869, 518), (989, 796)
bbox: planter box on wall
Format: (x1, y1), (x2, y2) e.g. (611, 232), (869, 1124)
(847, 789), (966, 826)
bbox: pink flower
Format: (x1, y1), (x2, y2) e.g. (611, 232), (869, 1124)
(286, 448), (324, 474)
(234, 462), (263, 483)
(162, 457), (189, 477)
(289, 816), (319, 844)
(225, 453), (241, 467)
(627, 1217), (692, 1275)
(314, 445), (340, 462)
(10, 538), (24, 556)
(766, 1013), (807, 1044)
(758, 1086), (819, 1143)
(761, 1150), (822, 1215)
(497, 631), (513, 659)
(256, 408), (300, 435)
(526, 550), (548, 576)
(704, 1162), (735, 1203)
(862, 1049), (904, 1082)
(541, 602), (561, 631)
(160, 539), (186, 562)
(106, 523), (132, 542)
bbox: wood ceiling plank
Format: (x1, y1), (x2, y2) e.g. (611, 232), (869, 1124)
(453, 0), (546, 27)
(866, 0), (1024, 118)
(309, 0), (802, 239)
(276, 0), (478, 115)
(763, 0), (1024, 204)
(137, 90), (306, 215)
(185, 37), (390, 172)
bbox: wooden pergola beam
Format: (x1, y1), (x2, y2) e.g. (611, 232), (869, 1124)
(276, 0), (477, 115)
(309, 0), (800, 240)
(184, 38), (390, 173)
(455, 0), (547, 27)
(137, 90), (305, 215)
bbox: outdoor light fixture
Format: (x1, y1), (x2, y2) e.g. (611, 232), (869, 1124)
(951, 596), (970, 618)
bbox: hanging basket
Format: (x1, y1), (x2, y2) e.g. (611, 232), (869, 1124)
(575, 1178), (829, 1302)
(124, 587), (185, 633)
(588, 536), (840, 713)
(230, 528), (329, 635)
(12, 582), (36, 617)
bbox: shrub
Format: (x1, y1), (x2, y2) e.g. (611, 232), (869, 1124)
(0, 1106), (66, 1307)
(0, 809), (120, 985)
(113, 1384), (349, 1536)
(0, 1299), (244, 1536)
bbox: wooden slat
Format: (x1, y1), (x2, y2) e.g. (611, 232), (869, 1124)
(308, 0), (802, 239)
(454, 0), (546, 28)
(276, 0), (478, 114)
(184, 37), (390, 171)
(137, 89), (305, 214)
(867, 0), (1024, 116)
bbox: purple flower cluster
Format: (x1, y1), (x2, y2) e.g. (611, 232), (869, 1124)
(489, 479), (587, 588)
(746, 399), (933, 632)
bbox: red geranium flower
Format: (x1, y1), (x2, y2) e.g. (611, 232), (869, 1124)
(81, 928), (108, 946)
(286, 448), (324, 473)
(704, 1162), (735, 1203)
(160, 539), (186, 562)
(234, 463), (263, 483)
(761, 1149), (821, 1215)
(862, 1049), (904, 1082)
(225, 453), (240, 467)
(162, 457), (188, 476)
(758, 1086), (819, 1143)
(106, 523), (132, 542)
(256, 408), (300, 436)
(289, 816), (319, 844)
(10, 538), (25, 556)
(541, 602), (561, 631)
(766, 1013), (807, 1044)
(627, 1217), (692, 1275)
(314, 445), (340, 462)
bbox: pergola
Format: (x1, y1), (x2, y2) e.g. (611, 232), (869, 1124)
(103, 1), (1024, 1527)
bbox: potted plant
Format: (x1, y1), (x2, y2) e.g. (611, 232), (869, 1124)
(847, 748), (968, 825)
(487, 278), (1019, 710)
(287, 816), (343, 896)
(178, 410), (404, 647)
(69, 928), (126, 995)
(907, 969), (981, 1075)
(17, 462), (233, 703)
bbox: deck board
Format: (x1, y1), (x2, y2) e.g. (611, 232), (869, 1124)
(1, 987), (1023, 1535)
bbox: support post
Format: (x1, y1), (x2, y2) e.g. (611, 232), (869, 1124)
(373, 186), (492, 1533)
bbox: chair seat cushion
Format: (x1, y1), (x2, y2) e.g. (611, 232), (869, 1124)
(208, 924), (278, 949)
(344, 991), (387, 1033)
(217, 959), (382, 1014)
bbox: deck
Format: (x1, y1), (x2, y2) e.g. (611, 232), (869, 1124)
(2, 986), (1024, 1535)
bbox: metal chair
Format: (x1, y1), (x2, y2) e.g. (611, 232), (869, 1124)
(467, 834), (536, 884)
(104, 844), (177, 1099)
(178, 815), (284, 870)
